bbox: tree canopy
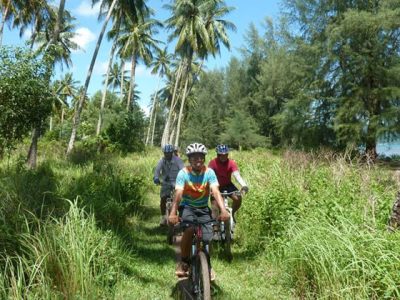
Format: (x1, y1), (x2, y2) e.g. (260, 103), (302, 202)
(0, 46), (54, 155)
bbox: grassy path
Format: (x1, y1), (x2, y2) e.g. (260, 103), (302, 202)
(113, 187), (292, 299)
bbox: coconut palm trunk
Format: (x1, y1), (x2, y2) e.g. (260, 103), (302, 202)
(60, 106), (65, 139)
(161, 62), (184, 145)
(26, 0), (66, 168)
(145, 74), (162, 145)
(0, 0), (11, 46)
(126, 55), (137, 111)
(26, 127), (40, 169)
(67, 0), (118, 155)
(43, 0), (66, 54)
(174, 72), (190, 147)
(119, 60), (125, 101)
(169, 111), (178, 144)
(150, 100), (157, 146)
(96, 37), (118, 136)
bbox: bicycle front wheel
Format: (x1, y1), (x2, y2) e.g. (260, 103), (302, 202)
(194, 251), (211, 300)
(166, 204), (174, 244)
(223, 218), (233, 261)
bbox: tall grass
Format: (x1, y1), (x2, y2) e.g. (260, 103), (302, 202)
(2, 142), (399, 298)
(282, 216), (400, 299)
(236, 149), (399, 298)
(0, 200), (133, 299)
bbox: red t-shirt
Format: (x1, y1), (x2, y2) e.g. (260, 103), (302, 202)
(208, 158), (238, 187)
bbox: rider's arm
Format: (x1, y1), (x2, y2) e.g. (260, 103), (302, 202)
(170, 169), (185, 218)
(171, 189), (183, 212)
(175, 156), (185, 170)
(154, 158), (163, 180)
(232, 170), (247, 187)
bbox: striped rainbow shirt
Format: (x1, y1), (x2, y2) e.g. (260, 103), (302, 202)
(175, 166), (219, 207)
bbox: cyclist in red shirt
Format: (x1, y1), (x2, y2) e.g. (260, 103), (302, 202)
(208, 144), (249, 222)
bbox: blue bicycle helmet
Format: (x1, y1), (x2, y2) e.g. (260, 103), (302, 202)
(216, 144), (229, 154)
(162, 144), (174, 153)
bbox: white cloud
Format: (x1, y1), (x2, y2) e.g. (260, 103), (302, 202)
(140, 103), (150, 117)
(72, 27), (96, 52)
(75, 0), (101, 17)
(93, 60), (109, 75)
(136, 65), (154, 78)
(22, 30), (31, 40)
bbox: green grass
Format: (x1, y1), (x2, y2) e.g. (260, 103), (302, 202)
(1, 143), (400, 298)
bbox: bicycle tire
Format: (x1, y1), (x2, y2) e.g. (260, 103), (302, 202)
(223, 218), (233, 261)
(166, 202), (174, 244)
(194, 251), (211, 300)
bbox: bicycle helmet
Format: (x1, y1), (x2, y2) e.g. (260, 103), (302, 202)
(162, 144), (174, 153)
(216, 144), (229, 154)
(186, 143), (208, 156)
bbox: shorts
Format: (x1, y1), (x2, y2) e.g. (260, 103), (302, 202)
(219, 183), (239, 193)
(179, 206), (213, 243)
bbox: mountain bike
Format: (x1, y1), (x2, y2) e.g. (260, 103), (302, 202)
(214, 190), (240, 261)
(181, 219), (212, 300)
(165, 186), (175, 244)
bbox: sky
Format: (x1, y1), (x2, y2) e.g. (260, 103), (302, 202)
(2, 0), (282, 115)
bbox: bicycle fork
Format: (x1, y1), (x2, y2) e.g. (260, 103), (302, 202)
(219, 197), (232, 240)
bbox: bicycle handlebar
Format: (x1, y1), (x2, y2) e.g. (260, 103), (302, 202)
(220, 190), (241, 197)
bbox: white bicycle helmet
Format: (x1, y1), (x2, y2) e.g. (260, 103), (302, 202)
(185, 143), (208, 156)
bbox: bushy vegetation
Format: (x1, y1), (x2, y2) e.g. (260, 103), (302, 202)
(236, 149), (399, 298)
(0, 47), (54, 156)
(0, 142), (147, 298)
(1, 142), (400, 299)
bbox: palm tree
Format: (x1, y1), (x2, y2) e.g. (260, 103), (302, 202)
(66, 0), (118, 154)
(161, 58), (184, 146)
(146, 47), (172, 145)
(117, 16), (162, 111)
(66, 0), (150, 154)
(105, 62), (125, 91)
(12, 0), (53, 49)
(27, 0), (67, 168)
(54, 73), (79, 137)
(96, 9), (123, 136)
(164, 0), (235, 146)
(0, 0), (16, 45)
(35, 8), (80, 70)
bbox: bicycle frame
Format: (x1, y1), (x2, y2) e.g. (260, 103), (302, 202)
(165, 186), (175, 244)
(181, 220), (212, 299)
(217, 191), (239, 240)
(214, 190), (241, 261)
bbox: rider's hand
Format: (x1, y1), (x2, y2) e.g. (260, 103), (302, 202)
(219, 209), (230, 222)
(168, 213), (180, 225)
(153, 177), (160, 185)
(241, 186), (249, 195)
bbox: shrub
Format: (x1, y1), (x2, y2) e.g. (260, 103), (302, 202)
(103, 110), (145, 154)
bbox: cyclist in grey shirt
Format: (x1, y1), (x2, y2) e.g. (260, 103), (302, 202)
(154, 144), (185, 226)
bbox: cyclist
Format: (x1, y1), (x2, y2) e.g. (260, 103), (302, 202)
(208, 144), (249, 224)
(168, 143), (230, 280)
(154, 144), (185, 226)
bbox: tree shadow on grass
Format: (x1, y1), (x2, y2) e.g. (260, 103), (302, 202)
(210, 240), (260, 263)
